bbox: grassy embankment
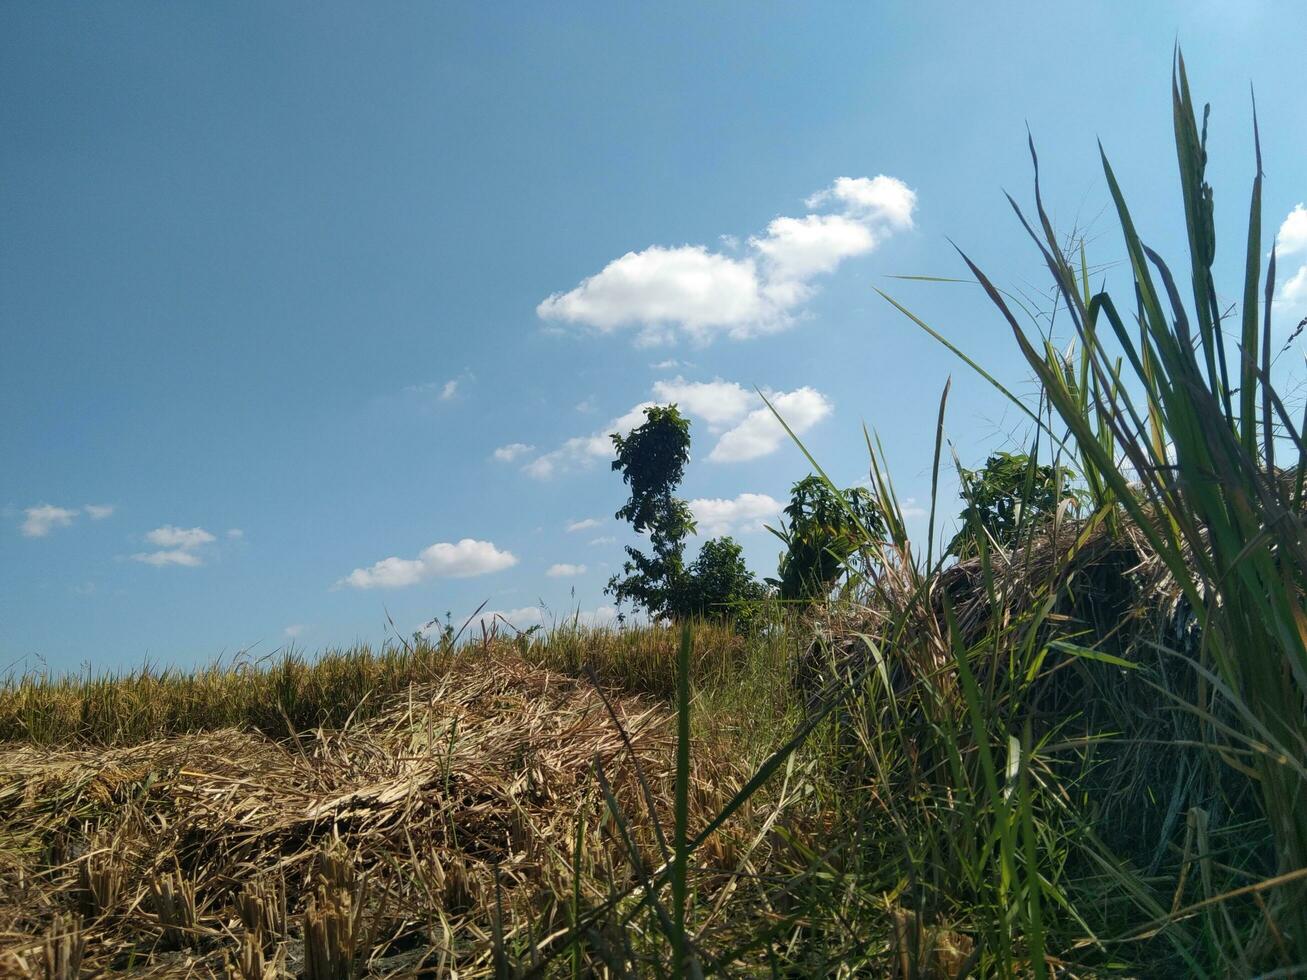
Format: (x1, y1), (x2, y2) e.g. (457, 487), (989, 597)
(2, 57), (1305, 977)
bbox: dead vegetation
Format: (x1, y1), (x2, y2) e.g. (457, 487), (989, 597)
(0, 653), (752, 976)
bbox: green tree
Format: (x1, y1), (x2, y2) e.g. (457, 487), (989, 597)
(946, 451), (1078, 558)
(606, 405), (767, 623)
(767, 475), (883, 602)
(606, 405), (696, 619)
(681, 536), (768, 619)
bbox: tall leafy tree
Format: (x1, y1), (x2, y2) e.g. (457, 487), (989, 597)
(607, 405), (768, 623)
(682, 536), (768, 619)
(606, 405), (696, 619)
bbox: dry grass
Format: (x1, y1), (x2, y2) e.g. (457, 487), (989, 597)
(0, 651), (754, 977)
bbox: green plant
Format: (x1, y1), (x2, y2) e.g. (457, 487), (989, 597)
(607, 404), (767, 624)
(947, 452), (1079, 558)
(606, 405), (697, 620)
(768, 474), (883, 601)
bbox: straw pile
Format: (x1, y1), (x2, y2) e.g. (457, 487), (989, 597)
(0, 653), (732, 976)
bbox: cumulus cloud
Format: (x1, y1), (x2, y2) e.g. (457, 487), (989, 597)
(20, 504), (79, 538)
(132, 524), (217, 567)
(1273, 205), (1307, 332)
(566, 518), (602, 533)
(1277, 204), (1307, 257)
(84, 504), (115, 520)
(805, 175), (917, 229)
(537, 175), (915, 343)
(493, 442), (536, 463)
(707, 387), (832, 463)
(1281, 263), (1307, 306)
(340, 538), (517, 589)
(650, 377), (754, 428)
(689, 493), (783, 536)
(524, 380), (832, 478)
(547, 562), (587, 577)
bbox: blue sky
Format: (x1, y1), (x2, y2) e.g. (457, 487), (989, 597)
(4, 2), (1306, 673)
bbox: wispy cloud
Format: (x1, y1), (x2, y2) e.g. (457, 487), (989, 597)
(133, 525), (217, 567)
(20, 504), (79, 538)
(523, 378), (831, 478)
(537, 175), (915, 344)
(84, 504), (115, 520)
(340, 538), (518, 589)
(492, 442), (535, 463)
(566, 517), (602, 533)
(546, 562), (587, 577)
(133, 548), (204, 567)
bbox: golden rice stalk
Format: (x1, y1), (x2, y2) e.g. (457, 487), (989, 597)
(42, 912), (84, 980)
(77, 848), (125, 918)
(302, 877), (370, 980)
(235, 871), (288, 946)
(149, 868), (198, 949)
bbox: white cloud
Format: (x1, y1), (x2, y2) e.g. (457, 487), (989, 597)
(132, 548), (203, 567)
(708, 387), (832, 463)
(226, 528), (245, 539)
(752, 213), (876, 283)
(341, 538), (518, 590)
(689, 493), (783, 536)
(132, 524), (217, 567)
(651, 359), (681, 370)
(1280, 263), (1307, 305)
(805, 175), (917, 229)
(589, 535), (617, 546)
(650, 376), (753, 429)
(21, 504), (78, 538)
(900, 497), (928, 520)
(493, 442), (535, 463)
(547, 562), (587, 577)
(145, 525), (216, 549)
(523, 402), (655, 479)
(525, 380), (832, 478)
(84, 504), (115, 520)
(384, 373), (473, 414)
(566, 518), (602, 533)
(538, 245), (770, 342)
(1276, 204), (1307, 257)
(284, 624), (306, 638)
(537, 174), (915, 343)
(1274, 262), (1307, 332)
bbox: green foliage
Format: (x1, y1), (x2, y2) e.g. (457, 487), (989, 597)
(681, 536), (769, 623)
(767, 475), (883, 601)
(947, 451), (1078, 558)
(607, 405), (768, 624)
(606, 405), (697, 620)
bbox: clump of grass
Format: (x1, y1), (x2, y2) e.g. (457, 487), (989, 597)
(0, 619), (767, 746)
